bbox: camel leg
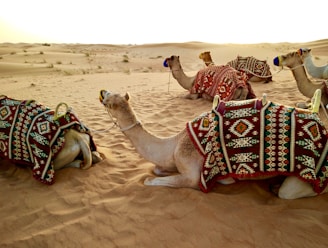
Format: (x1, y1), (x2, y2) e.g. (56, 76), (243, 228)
(144, 172), (199, 189)
(153, 165), (178, 176)
(232, 88), (248, 100)
(278, 176), (317, 199)
(53, 130), (92, 170)
(144, 137), (202, 189)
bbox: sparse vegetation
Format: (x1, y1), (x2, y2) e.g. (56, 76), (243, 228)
(47, 63), (54, 68)
(123, 68), (130, 74)
(40, 51), (44, 55)
(122, 54), (129, 63)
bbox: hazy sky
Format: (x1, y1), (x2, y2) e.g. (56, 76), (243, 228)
(1, 0), (326, 44)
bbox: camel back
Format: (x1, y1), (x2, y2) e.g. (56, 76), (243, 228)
(227, 56), (272, 80)
(186, 98), (328, 193)
(190, 65), (256, 100)
(0, 96), (96, 184)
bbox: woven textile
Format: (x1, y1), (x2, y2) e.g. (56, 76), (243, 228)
(186, 98), (328, 193)
(0, 96), (96, 184)
(227, 56), (272, 80)
(190, 65), (256, 101)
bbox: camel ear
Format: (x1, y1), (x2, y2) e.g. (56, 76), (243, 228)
(125, 92), (130, 101)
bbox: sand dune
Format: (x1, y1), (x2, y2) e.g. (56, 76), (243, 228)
(1, 41), (328, 247)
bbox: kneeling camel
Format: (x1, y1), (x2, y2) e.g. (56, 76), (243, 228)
(0, 96), (102, 184)
(99, 89), (328, 199)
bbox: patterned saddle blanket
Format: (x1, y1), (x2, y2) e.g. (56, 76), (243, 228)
(190, 65), (256, 101)
(227, 56), (272, 81)
(186, 98), (328, 194)
(0, 96), (96, 184)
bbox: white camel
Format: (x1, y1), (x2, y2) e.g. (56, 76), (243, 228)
(0, 96), (102, 184)
(164, 55), (256, 101)
(298, 48), (328, 79)
(273, 51), (328, 115)
(99, 89), (328, 199)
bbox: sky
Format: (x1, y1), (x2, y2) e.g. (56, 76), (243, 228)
(1, 0), (327, 45)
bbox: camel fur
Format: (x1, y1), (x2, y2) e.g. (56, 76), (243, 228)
(164, 55), (256, 101)
(0, 96), (102, 184)
(273, 51), (328, 115)
(99, 89), (328, 199)
(298, 48), (328, 79)
(199, 51), (272, 83)
(199, 51), (214, 66)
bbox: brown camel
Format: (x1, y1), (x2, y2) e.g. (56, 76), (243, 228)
(99, 89), (328, 199)
(199, 51), (214, 66)
(164, 55), (256, 101)
(0, 96), (102, 184)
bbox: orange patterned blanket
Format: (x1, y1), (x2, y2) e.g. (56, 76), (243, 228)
(190, 65), (256, 101)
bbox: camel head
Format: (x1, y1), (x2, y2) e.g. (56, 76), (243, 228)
(273, 51), (303, 68)
(297, 48), (312, 58)
(99, 90), (130, 115)
(199, 51), (213, 65)
(163, 55), (182, 70)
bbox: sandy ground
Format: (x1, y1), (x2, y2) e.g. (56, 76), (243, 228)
(0, 40), (328, 247)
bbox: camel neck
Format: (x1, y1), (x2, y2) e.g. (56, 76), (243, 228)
(290, 65), (320, 98)
(170, 67), (196, 90)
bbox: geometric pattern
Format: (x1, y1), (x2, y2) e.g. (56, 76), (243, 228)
(227, 56), (272, 81)
(190, 65), (256, 101)
(187, 98), (328, 194)
(0, 106), (10, 120)
(0, 96), (96, 184)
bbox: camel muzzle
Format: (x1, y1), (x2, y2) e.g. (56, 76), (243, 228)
(163, 58), (169, 67)
(99, 90), (110, 105)
(273, 56), (282, 66)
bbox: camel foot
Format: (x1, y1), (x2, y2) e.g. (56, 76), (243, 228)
(144, 175), (198, 189)
(92, 151), (103, 164)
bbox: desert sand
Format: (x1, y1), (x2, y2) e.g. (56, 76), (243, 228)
(1, 40), (328, 247)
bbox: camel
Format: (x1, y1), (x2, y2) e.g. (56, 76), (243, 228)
(298, 48), (328, 79)
(199, 51), (214, 66)
(164, 55), (256, 101)
(273, 51), (328, 114)
(99, 89), (328, 199)
(0, 96), (102, 184)
(199, 51), (273, 83)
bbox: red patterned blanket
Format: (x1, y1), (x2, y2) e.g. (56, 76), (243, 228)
(190, 65), (256, 101)
(186, 98), (328, 194)
(227, 56), (272, 81)
(0, 96), (96, 184)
